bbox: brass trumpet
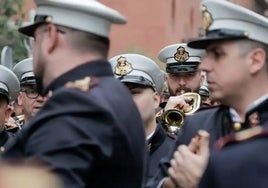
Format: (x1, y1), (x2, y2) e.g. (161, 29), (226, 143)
(161, 92), (201, 134)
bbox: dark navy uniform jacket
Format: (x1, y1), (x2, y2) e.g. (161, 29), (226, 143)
(146, 105), (236, 188)
(145, 121), (175, 184)
(0, 130), (13, 147)
(199, 97), (268, 188)
(1, 60), (146, 188)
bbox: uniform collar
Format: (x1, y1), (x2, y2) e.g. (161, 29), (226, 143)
(147, 122), (167, 154)
(228, 95), (268, 132)
(43, 60), (113, 94)
(246, 94), (268, 114)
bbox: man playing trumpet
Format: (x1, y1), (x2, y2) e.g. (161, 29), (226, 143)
(157, 43), (205, 134)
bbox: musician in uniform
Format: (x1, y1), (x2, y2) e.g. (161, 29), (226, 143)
(147, 0), (268, 187)
(12, 58), (48, 126)
(158, 43), (205, 97)
(0, 65), (20, 145)
(185, 0), (268, 187)
(109, 53), (175, 185)
(157, 43), (205, 135)
(1, 0), (146, 188)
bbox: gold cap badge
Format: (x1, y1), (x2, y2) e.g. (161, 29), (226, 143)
(114, 56), (133, 76)
(174, 46), (189, 63)
(201, 5), (213, 32)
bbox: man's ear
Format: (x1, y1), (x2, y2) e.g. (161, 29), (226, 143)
(5, 106), (13, 123)
(46, 24), (58, 53)
(200, 73), (205, 86)
(248, 48), (266, 74)
(153, 92), (161, 109)
(17, 92), (23, 106)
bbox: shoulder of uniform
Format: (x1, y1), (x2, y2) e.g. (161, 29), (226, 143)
(216, 126), (268, 150)
(64, 76), (99, 92)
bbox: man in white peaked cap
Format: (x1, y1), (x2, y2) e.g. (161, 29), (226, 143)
(1, 1), (146, 188)
(188, 0), (268, 187)
(148, 0), (268, 188)
(12, 58), (48, 124)
(0, 65), (20, 146)
(158, 43), (205, 96)
(156, 43), (205, 135)
(109, 53), (175, 185)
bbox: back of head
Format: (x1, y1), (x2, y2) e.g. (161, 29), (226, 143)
(18, 0), (127, 58)
(19, 0), (127, 38)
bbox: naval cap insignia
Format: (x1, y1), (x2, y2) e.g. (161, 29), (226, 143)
(114, 56), (133, 76)
(174, 46), (189, 63)
(201, 5), (213, 32)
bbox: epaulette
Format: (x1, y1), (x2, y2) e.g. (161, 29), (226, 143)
(216, 126), (268, 150)
(64, 76), (99, 92)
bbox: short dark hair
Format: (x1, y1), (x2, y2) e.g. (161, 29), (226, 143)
(0, 94), (9, 104)
(57, 25), (110, 58)
(237, 39), (268, 72)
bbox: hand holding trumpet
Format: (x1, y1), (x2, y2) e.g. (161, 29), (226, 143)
(160, 93), (201, 134)
(164, 95), (195, 113)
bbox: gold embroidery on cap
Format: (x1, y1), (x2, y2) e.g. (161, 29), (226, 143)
(114, 56), (133, 76)
(65, 76), (91, 92)
(174, 46), (189, 63)
(202, 5), (213, 32)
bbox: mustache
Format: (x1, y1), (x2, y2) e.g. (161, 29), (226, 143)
(175, 87), (192, 95)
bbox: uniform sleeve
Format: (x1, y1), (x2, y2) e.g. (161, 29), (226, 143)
(24, 92), (114, 188)
(145, 127), (184, 188)
(146, 116), (202, 188)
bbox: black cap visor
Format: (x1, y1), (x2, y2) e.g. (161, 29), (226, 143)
(21, 77), (36, 85)
(188, 29), (249, 49)
(19, 15), (53, 37)
(166, 63), (199, 74)
(118, 75), (156, 91)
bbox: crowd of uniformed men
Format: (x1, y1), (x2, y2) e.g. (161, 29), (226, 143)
(0, 0), (267, 188)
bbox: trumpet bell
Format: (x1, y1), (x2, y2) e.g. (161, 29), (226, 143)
(160, 92), (201, 135)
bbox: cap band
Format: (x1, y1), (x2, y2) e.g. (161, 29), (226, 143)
(206, 28), (249, 38)
(118, 75), (156, 91)
(166, 56), (201, 64)
(21, 77), (36, 85)
(166, 63), (200, 73)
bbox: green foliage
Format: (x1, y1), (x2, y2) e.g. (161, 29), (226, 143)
(0, 0), (28, 63)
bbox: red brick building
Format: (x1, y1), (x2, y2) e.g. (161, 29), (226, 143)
(22, 0), (268, 67)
